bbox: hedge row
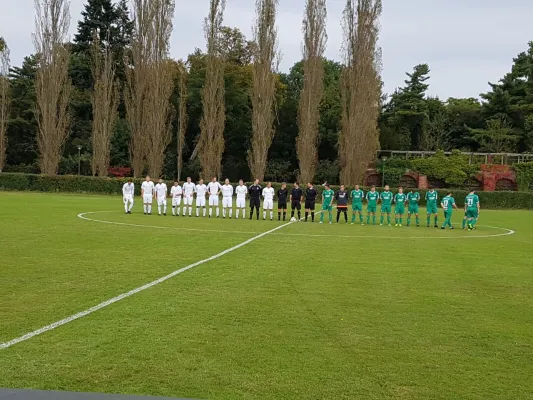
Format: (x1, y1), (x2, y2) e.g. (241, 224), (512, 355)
(1, 172), (533, 209)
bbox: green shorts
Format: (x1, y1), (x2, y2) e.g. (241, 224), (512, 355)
(408, 205), (419, 214)
(367, 205), (377, 213)
(427, 204), (438, 214)
(395, 207), (405, 215)
(352, 203), (363, 212)
(465, 209), (478, 219)
(322, 203), (333, 211)
(381, 205), (392, 214)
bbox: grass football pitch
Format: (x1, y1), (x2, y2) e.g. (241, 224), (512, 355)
(1, 191), (532, 400)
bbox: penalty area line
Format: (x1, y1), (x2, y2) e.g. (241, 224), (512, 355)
(0, 217), (298, 351)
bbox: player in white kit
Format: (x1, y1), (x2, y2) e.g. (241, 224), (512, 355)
(235, 179), (247, 219)
(207, 177), (222, 218)
(155, 178), (168, 216)
(262, 182), (275, 220)
(182, 177), (195, 216)
(195, 179), (208, 217)
(170, 181), (182, 216)
(122, 179), (135, 214)
(221, 178), (234, 218)
(141, 176), (155, 215)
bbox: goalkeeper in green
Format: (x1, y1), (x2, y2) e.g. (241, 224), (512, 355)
(462, 190), (480, 230)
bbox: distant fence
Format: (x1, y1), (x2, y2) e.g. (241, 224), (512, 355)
(376, 151), (533, 165)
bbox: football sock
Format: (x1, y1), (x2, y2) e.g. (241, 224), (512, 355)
(250, 210), (253, 219)
(380, 215), (384, 224)
(367, 215), (370, 224)
(407, 215), (411, 226)
(343, 211), (348, 222)
(472, 218), (477, 227)
(395, 217), (398, 225)
(256, 210), (260, 220)
(188, 207), (192, 216)
(311, 212), (315, 222)
(263, 211), (266, 220)
(462, 218), (467, 228)
(203, 208), (206, 217)
(242, 209), (245, 218)
(270, 211), (273, 220)
(148, 205), (152, 214)
(291, 211), (295, 218)
(163, 203), (167, 214)
(128, 201), (133, 212)
(360, 214), (363, 223)
(124, 203), (128, 213)
(434, 216), (438, 226)
(305, 212), (309, 221)
(278, 212), (281, 220)
(416, 216), (419, 225)
(223, 209), (226, 218)
(298, 211), (301, 219)
(172, 206), (175, 216)
(399, 217), (403, 225)
(351, 213), (356, 223)
(216, 208), (220, 217)
(209, 208), (212, 217)
(229, 209), (232, 218)
(336, 212), (340, 223)
(320, 213), (324, 223)
(387, 215), (391, 225)
(158, 205), (162, 215)
(283, 212), (286, 221)
(426, 216), (430, 226)
(144, 205), (147, 213)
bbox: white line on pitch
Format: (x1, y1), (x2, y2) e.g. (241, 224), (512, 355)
(0, 217), (298, 350)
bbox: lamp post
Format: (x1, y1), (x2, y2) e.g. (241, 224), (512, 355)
(381, 156), (387, 188)
(77, 145), (82, 175)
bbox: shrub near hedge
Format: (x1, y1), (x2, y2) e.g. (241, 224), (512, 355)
(2, 172), (533, 209)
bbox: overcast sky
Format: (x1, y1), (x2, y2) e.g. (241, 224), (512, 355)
(1, 0), (532, 99)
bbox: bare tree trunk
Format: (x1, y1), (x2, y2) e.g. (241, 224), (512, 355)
(0, 38), (9, 172)
(33, 0), (71, 175)
(177, 61), (188, 181)
(198, 0), (226, 179)
(296, 0), (327, 184)
(248, 0), (279, 181)
(90, 34), (119, 177)
(339, 0), (382, 185)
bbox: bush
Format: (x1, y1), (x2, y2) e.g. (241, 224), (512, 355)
(513, 162), (533, 191)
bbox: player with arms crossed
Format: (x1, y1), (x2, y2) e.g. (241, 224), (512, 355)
(155, 178), (168, 216)
(221, 179), (234, 218)
(141, 175), (155, 215)
(235, 180), (248, 219)
(335, 185), (349, 223)
(182, 177), (195, 217)
(319, 184), (335, 224)
(122, 179), (134, 214)
(290, 182), (303, 221)
(170, 181), (182, 216)
(262, 182), (275, 220)
(425, 188), (439, 227)
(366, 186), (379, 225)
(195, 179), (208, 217)
(249, 179), (262, 220)
(380, 185), (393, 226)
(350, 184), (364, 225)
(463, 190), (480, 230)
(441, 192), (459, 229)
(305, 183), (318, 222)
(394, 187), (406, 226)
(406, 189), (421, 227)
(277, 183), (289, 221)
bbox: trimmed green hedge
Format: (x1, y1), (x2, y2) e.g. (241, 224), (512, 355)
(1, 172), (533, 209)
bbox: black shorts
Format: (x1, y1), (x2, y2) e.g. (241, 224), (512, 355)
(305, 200), (316, 210)
(278, 201), (287, 210)
(250, 198), (260, 208)
(291, 201), (301, 210)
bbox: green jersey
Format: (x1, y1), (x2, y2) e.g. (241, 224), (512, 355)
(380, 191), (393, 205)
(407, 192), (420, 205)
(465, 193), (479, 210)
(441, 195), (455, 211)
(351, 189), (364, 204)
(366, 191), (379, 205)
(322, 189), (335, 206)
(394, 193), (406, 204)
(425, 190), (438, 205)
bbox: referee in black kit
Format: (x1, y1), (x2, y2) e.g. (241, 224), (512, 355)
(305, 182), (318, 222)
(249, 179), (262, 220)
(277, 183), (288, 221)
(290, 182), (303, 220)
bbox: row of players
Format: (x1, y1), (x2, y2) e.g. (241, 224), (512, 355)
(122, 176), (482, 229)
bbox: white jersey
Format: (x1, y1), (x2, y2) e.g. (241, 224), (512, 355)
(208, 181), (222, 195)
(262, 187), (275, 201)
(155, 183), (167, 198)
(221, 184), (234, 197)
(141, 181), (155, 195)
(235, 185), (247, 199)
(183, 182), (195, 196)
(195, 184), (207, 197)
(122, 183), (134, 197)
(170, 185), (182, 197)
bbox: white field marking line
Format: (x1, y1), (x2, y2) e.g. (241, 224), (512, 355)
(78, 212), (515, 240)
(0, 217), (300, 351)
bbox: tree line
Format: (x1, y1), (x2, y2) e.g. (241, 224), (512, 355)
(0, 0), (532, 185)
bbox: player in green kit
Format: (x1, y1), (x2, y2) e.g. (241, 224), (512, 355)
(463, 190), (480, 230)
(441, 192), (459, 229)
(406, 189), (420, 226)
(380, 185), (393, 226)
(350, 184), (365, 225)
(319, 184), (335, 224)
(425, 188), (439, 228)
(366, 186), (379, 225)
(394, 187), (407, 226)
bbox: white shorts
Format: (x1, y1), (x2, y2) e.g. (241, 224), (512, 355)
(123, 195), (133, 203)
(236, 198), (246, 208)
(209, 195), (219, 206)
(157, 197), (167, 206)
(196, 196), (206, 207)
(263, 199), (274, 210)
(184, 195), (194, 206)
(222, 197), (232, 208)
(172, 197), (182, 206)
(143, 194), (153, 204)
